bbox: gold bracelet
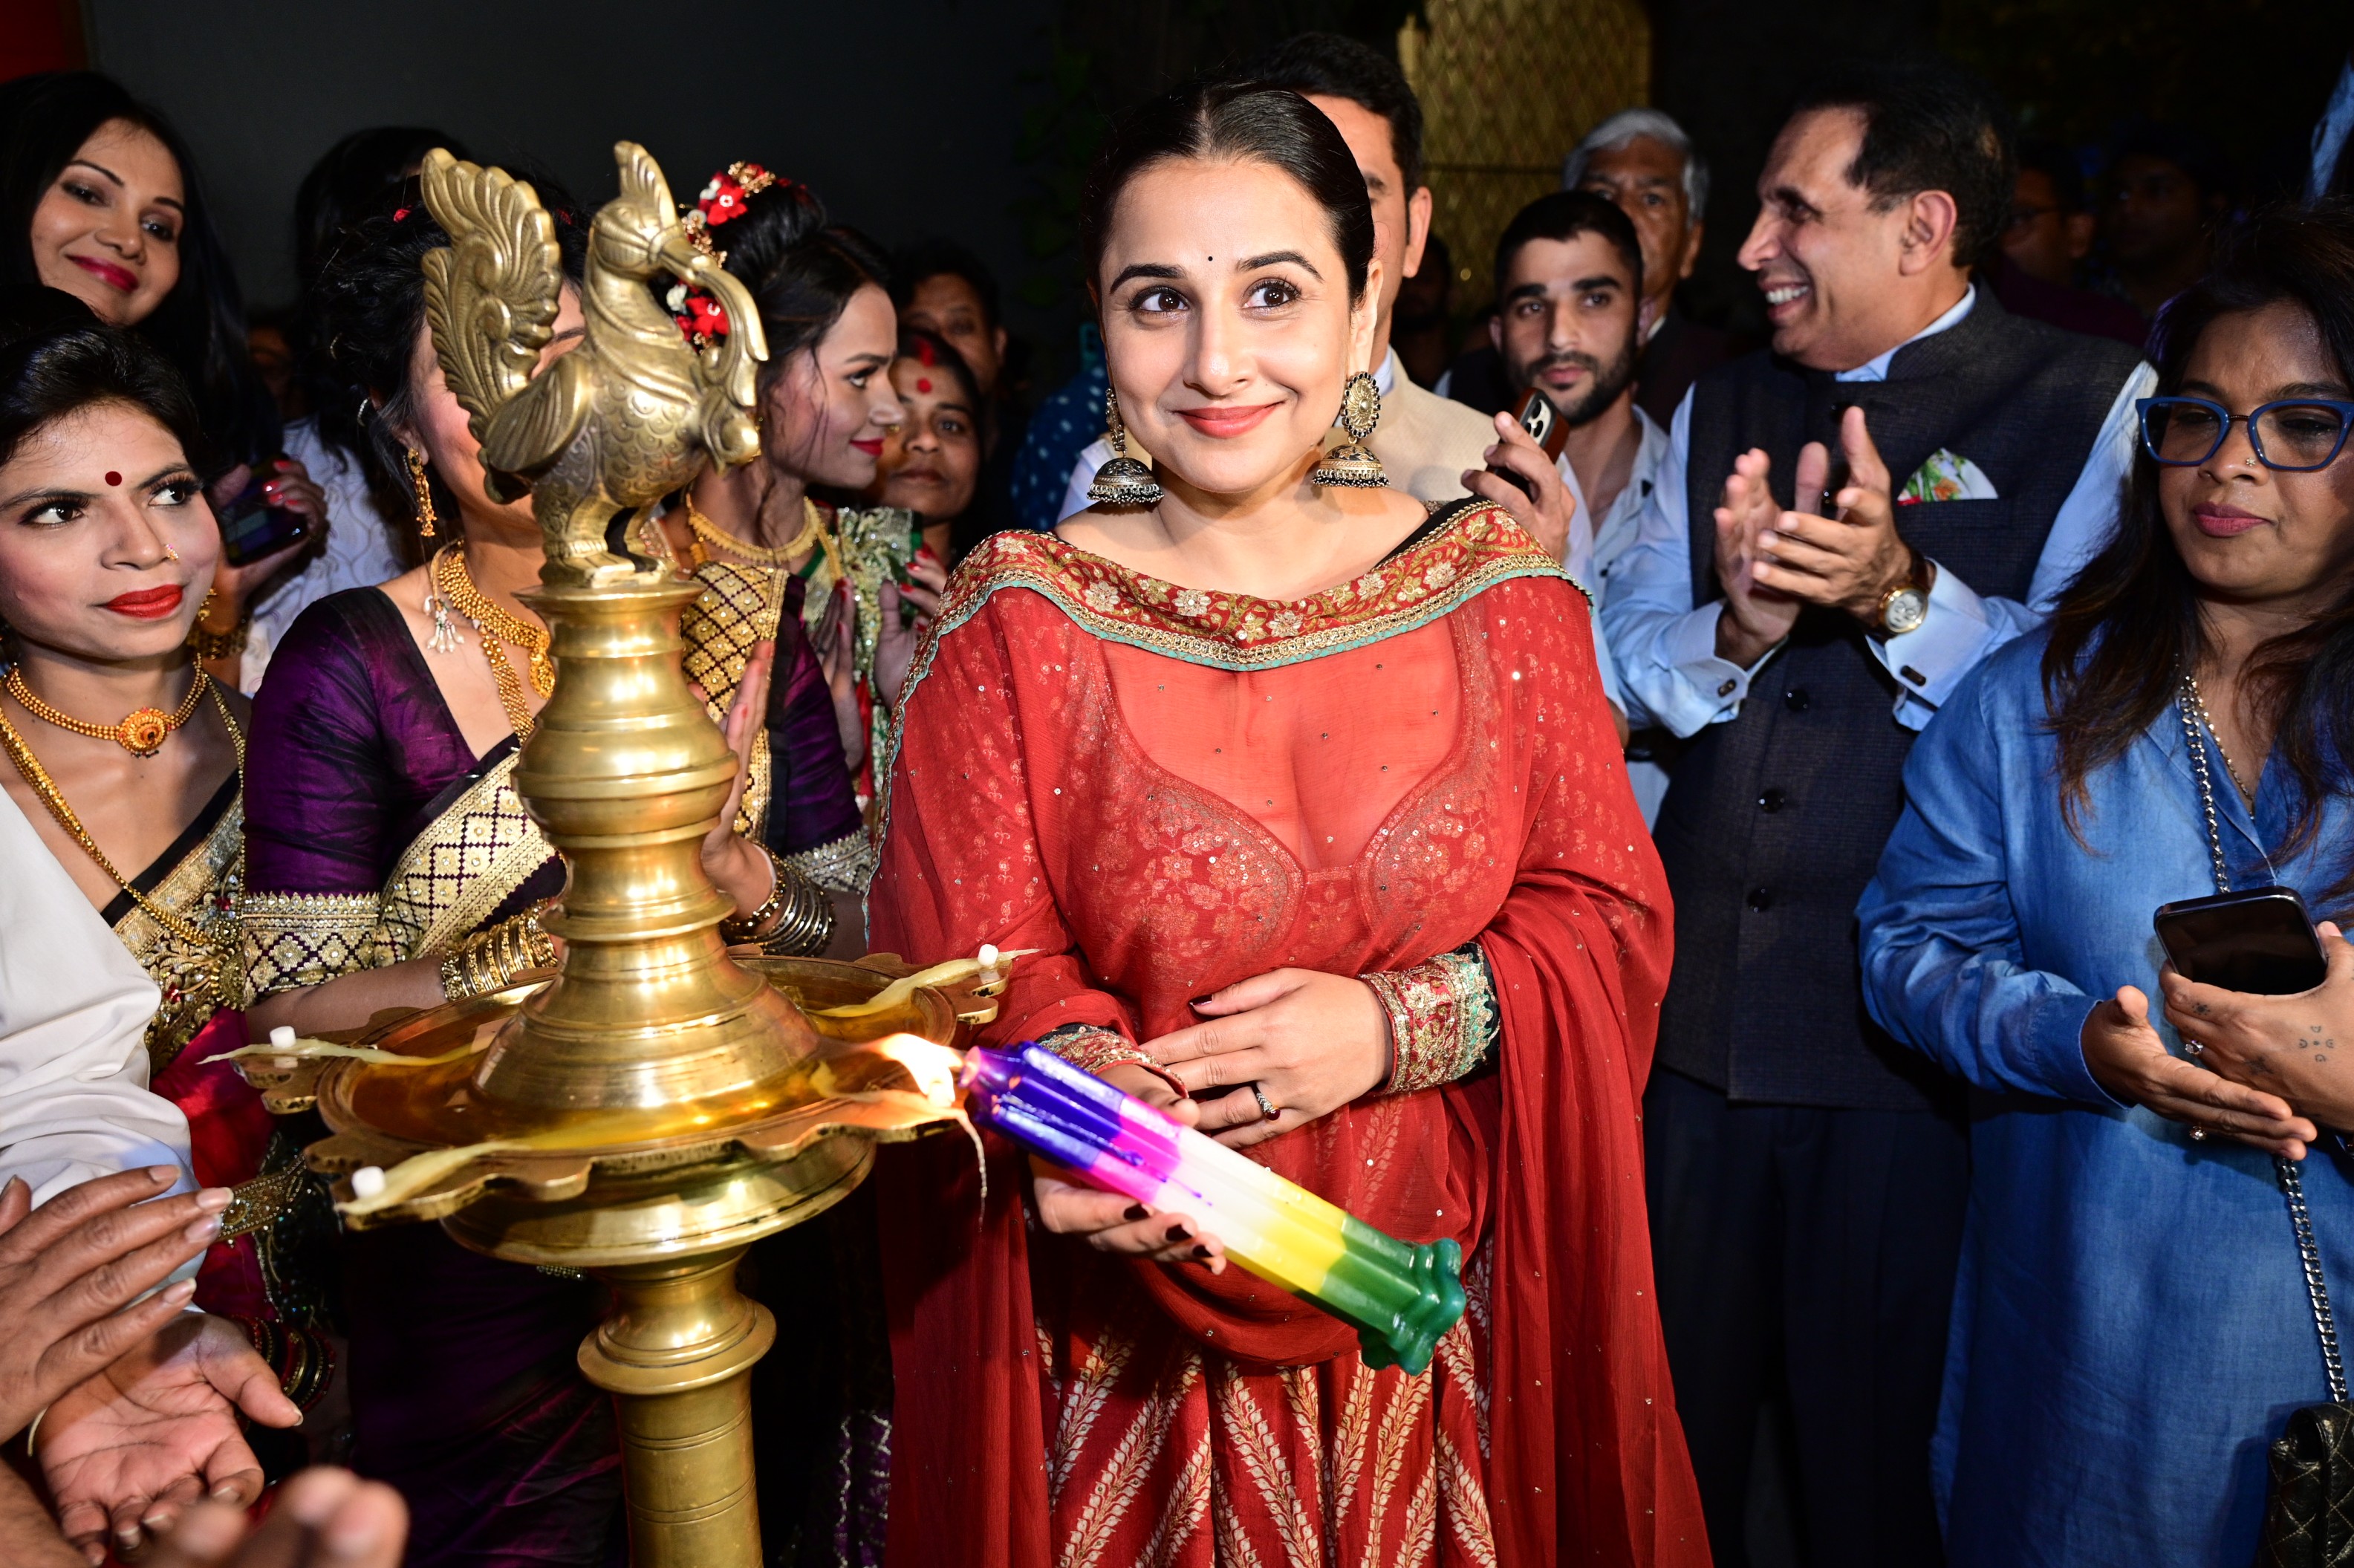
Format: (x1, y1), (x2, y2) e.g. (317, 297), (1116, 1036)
(441, 903), (558, 1001)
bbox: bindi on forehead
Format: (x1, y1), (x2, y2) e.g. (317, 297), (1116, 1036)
(105, 471), (121, 487)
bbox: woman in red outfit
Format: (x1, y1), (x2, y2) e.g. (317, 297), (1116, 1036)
(870, 82), (1706, 1567)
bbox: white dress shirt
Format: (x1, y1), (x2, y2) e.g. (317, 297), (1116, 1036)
(1599, 287), (2156, 737)
(0, 788), (191, 1205)
(1564, 404), (1671, 822)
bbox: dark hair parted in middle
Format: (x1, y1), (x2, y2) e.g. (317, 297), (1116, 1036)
(1493, 189), (1644, 303)
(2043, 201), (2354, 887)
(1079, 81), (1376, 305)
(712, 177), (893, 375)
(1789, 59), (2015, 272)
(0, 286), (207, 477)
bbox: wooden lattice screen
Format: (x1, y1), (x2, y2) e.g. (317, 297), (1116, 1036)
(1400, 0), (1652, 310)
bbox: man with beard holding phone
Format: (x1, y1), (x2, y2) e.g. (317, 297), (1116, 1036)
(1491, 189), (1669, 819)
(1599, 62), (2151, 1566)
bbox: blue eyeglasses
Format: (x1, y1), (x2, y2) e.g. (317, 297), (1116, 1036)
(2137, 396), (2354, 472)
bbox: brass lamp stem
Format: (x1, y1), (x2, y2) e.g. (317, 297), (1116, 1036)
(578, 1248), (775, 1568)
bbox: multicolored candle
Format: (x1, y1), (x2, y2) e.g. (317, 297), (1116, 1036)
(962, 1042), (1466, 1375)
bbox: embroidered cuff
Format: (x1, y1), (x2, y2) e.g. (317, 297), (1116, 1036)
(1038, 1023), (1188, 1100)
(1365, 943), (1499, 1095)
(240, 891), (386, 998)
(787, 828), (879, 895)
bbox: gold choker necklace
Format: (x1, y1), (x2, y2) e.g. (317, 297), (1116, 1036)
(429, 544), (554, 740)
(686, 495), (825, 567)
(6, 667), (210, 758)
(0, 680), (240, 944)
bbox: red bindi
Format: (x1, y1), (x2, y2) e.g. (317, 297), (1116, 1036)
(915, 377), (932, 394)
(104, 471), (121, 487)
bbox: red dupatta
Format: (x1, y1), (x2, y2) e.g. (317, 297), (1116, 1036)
(870, 505), (1706, 1567)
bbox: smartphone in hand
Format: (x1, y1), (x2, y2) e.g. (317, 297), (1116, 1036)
(2154, 886), (2330, 995)
(215, 464), (308, 566)
(1490, 388), (1571, 499)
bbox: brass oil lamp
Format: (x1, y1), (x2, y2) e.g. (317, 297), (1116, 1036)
(235, 144), (976, 1568)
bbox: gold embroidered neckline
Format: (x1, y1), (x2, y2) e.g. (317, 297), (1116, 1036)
(1038, 501), (1511, 624)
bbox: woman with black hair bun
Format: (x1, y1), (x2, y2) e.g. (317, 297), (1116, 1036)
(654, 164), (923, 804)
(0, 73), (328, 688)
(868, 79), (1703, 1566)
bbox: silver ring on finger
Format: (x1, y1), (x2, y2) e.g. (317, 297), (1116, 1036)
(1251, 1084), (1278, 1122)
(2189, 1125), (2209, 1142)
(2182, 1038), (2205, 1057)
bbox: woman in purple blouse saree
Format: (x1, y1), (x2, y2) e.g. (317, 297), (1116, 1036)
(238, 192), (864, 1566)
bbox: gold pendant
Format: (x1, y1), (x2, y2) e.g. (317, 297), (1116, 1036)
(119, 707), (171, 757)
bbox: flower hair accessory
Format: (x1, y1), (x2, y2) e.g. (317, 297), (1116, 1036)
(680, 161), (784, 259)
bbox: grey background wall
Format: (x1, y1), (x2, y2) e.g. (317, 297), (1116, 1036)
(83, 0), (1058, 331)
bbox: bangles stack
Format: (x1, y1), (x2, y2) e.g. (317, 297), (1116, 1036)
(439, 900), (558, 1002)
(720, 843), (835, 957)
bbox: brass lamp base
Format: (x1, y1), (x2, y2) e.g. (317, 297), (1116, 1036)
(578, 1250), (774, 1568)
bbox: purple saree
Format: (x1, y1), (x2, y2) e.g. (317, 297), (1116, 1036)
(241, 585), (862, 1567)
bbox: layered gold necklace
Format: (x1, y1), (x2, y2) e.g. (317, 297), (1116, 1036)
(7, 666), (209, 757)
(0, 674), (241, 946)
(429, 544), (554, 740)
(686, 495), (826, 568)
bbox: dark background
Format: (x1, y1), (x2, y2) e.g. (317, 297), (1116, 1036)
(22, 0), (2354, 391)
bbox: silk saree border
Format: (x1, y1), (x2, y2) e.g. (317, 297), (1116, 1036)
(875, 504), (1569, 841)
(377, 749), (557, 960)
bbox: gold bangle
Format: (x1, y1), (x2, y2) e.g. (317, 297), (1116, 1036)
(441, 904), (558, 1001)
(720, 845), (791, 944)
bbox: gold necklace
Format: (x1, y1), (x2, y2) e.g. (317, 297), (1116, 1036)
(431, 544), (553, 740)
(0, 683), (241, 946)
(686, 495), (825, 567)
(7, 666), (209, 758)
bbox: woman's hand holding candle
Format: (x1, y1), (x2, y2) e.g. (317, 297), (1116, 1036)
(1031, 1064), (1228, 1270)
(1150, 969), (1390, 1148)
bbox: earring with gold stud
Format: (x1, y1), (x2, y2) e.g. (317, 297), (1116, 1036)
(1087, 387), (1163, 507)
(1311, 371), (1387, 488)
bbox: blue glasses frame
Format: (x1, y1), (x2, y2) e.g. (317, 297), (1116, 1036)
(2136, 395), (2354, 472)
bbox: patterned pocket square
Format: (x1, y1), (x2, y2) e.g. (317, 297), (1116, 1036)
(1899, 449), (1999, 504)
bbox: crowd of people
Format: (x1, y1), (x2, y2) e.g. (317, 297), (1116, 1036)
(0, 25), (2352, 1568)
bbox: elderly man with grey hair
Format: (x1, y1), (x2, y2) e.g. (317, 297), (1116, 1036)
(1564, 107), (1736, 423)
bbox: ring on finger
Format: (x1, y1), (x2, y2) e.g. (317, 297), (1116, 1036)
(2189, 1125), (2209, 1142)
(2182, 1038), (2205, 1057)
(1251, 1084), (1278, 1122)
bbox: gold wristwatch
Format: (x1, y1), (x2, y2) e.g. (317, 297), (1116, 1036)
(1873, 547), (1932, 637)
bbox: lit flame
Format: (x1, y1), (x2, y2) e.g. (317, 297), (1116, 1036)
(871, 1034), (966, 1107)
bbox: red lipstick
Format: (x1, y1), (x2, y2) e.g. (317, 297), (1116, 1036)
(70, 255), (137, 293)
(850, 437), (885, 457)
(104, 585), (183, 619)
(2193, 503), (2269, 539)
(1176, 403), (1281, 438)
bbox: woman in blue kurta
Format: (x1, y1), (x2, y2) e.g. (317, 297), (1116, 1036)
(1859, 205), (2354, 1564)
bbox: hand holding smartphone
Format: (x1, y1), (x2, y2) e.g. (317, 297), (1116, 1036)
(2154, 886), (2330, 995)
(215, 461), (309, 566)
(1489, 388), (1571, 498)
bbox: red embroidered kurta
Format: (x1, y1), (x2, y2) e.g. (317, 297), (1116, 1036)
(871, 504), (1707, 1567)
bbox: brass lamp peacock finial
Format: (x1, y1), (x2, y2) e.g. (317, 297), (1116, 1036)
(419, 141), (766, 585)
